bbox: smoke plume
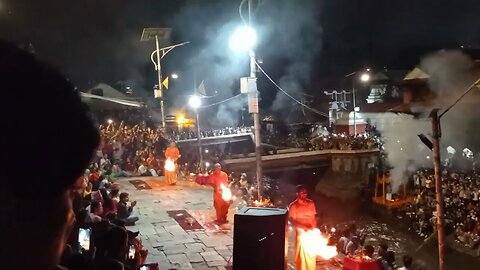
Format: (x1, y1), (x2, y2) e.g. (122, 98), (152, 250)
(371, 50), (480, 191)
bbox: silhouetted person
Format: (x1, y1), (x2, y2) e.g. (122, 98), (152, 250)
(0, 40), (99, 270)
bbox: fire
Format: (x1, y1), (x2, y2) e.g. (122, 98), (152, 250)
(164, 158), (175, 172)
(220, 183), (232, 201)
(252, 198), (271, 207)
(299, 228), (338, 260)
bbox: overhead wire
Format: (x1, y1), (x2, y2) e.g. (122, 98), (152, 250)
(199, 93), (243, 109)
(254, 61), (329, 117)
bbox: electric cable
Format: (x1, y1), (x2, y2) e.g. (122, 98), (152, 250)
(254, 61), (329, 117)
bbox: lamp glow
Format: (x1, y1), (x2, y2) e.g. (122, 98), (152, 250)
(229, 26), (257, 52)
(360, 73), (370, 82)
(188, 95), (201, 109)
(171, 73), (179, 79)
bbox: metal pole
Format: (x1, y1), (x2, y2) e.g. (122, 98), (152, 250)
(431, 110), (445, 270)
(248, 0), (262, 200)
(353, 86), (357, 135)
(155, 35), (165, 127)
(196, 110), (203, 172)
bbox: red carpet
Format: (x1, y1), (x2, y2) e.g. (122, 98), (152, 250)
(167, 210), (204, 232)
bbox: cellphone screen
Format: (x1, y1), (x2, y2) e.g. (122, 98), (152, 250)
(78, 228), (91, 251)
(128, 245), (135, 259)
(140, 266), (150, 270)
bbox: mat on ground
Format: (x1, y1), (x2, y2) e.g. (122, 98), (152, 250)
(129, 179), (152, 190)
(167, 210), (204, 231)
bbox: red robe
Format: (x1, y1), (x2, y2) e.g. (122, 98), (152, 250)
(210, 171), (230, 222)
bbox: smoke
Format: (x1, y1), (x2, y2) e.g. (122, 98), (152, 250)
(215, 96), (246, 127)
(169, 0), (322, 126)
(369, 113), (431, 192)
(260, 0), (322, 116)
(370, 50), (480, 191)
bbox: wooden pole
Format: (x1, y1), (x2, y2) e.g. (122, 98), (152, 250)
(431, 110), (446, 270)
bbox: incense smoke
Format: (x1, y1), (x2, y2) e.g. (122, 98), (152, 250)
(371, 50), (480, 191)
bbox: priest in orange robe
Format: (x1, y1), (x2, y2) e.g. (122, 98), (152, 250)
(209, 163), (230, 224)
(164, 142), (180, 185)
(288, 185), (318, 270)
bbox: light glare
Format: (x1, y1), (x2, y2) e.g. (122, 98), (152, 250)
(188, 95), (201, 108)
(230, 26), (257, 52)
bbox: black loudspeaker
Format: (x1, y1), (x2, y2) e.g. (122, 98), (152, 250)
(233, 207), (288, 270)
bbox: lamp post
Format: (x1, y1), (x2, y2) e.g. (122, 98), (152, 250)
(345, 71), (370, 135)
(230, 0), (262, 199)
(189, 95), (203, 171)
(141, 28), (189, 127)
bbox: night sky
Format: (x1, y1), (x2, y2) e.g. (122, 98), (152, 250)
(1, 0), (480, 113)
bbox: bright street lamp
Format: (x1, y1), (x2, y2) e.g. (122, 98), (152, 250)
(188, 95), (201, 109)
(189, 95), (203, 171)
(345, 70), (370, 135)
(171, 73), (179, 79)
(360, 73), (370, 82)
(229, 25), (257, 52)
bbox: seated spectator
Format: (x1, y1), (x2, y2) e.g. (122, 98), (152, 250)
(100, 188), (117, 218)
(397, 255), (413, 270)
(110, 187), (121, 205)
(89, 201), (103, 223)
(361, 244), (375, 258)
(117, 192), (139, 225)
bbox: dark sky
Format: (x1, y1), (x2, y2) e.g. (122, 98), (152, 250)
(1, 0), (479, 112)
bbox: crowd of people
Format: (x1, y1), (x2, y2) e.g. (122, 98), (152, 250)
(399, 169), (480, 256)
(332, 224), (414, 270)
(97, 121), (169, 177)
(172, 126), (253, 141)
(309, 133), (380, 151)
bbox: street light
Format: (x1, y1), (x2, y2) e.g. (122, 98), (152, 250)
(230, 0), (262, 200)
(141, 27), (189, 127)
(360, 73), (370, 82)
(189, 95), (203, 171)
(345, 70), (370, 135)
(229, 26), (257, 52)
(171, 73), (179, 79)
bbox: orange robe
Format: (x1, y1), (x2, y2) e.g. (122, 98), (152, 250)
(210, 171), (230, 222)
(288, 199), (317, 270)
(165, 146), (180, 185)
(165, 146), (180, 161)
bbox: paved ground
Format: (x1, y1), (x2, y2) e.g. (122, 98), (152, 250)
(116, 176), (340, 270)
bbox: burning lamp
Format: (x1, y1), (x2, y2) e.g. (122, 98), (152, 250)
(176, 114), (185, 125)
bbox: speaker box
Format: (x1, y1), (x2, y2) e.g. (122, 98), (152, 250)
(233, 207), (288, 270)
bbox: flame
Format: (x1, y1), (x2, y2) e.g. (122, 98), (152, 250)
(164, 158), (175, 172)
(220, 183), (232, 201)
(252, 198), (271, 207)
(299, 228), (338, 260)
